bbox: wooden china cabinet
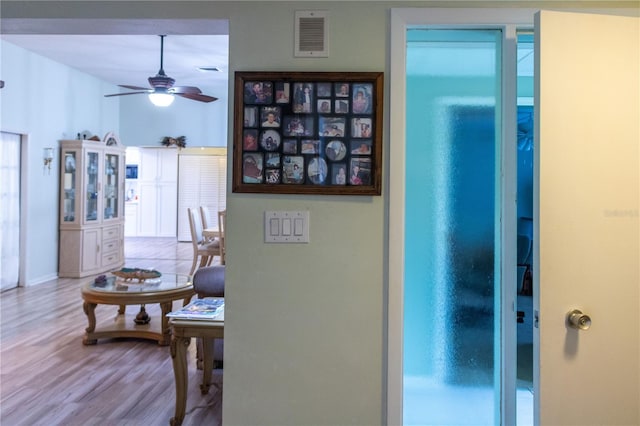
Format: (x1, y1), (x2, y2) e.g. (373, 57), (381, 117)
(58, 135), (126, 278)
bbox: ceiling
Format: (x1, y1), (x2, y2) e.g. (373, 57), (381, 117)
(1, 19), (229, 97)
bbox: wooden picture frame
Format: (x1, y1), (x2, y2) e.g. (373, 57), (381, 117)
(233, 71), (383, 195)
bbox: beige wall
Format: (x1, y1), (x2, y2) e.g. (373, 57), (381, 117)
(2, 1), (637, 425)
(225, 4), (386, 425)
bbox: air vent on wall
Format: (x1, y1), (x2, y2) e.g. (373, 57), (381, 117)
(295, 10), (329, 58)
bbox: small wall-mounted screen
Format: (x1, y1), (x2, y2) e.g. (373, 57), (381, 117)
(126, 165), (138, 179)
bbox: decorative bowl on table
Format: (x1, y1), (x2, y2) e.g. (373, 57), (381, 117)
(111, 268), (162, 283)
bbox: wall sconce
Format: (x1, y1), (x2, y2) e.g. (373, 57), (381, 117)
(43, 147), (54, 174)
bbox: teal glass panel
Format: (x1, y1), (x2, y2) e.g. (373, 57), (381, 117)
(404, 29), (501, 425)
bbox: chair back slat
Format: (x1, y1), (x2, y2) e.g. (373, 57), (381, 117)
(218, 210), (226, 264)
(200, 206), (212, 229)
(188, 207), (222, 275)
(188, 207), (204, 244)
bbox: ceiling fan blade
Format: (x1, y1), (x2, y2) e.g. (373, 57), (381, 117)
(170, 86), (202, 95)
(119, 84), (150, 91)
(105, 37), (217, 104)
(177, 93), (218, 103)
(104, 91), (150, 98)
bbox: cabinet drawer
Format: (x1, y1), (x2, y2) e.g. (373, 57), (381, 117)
(102, 238), (119, 255)
(102, 252), (120, 268)
(103, 225), (120, 240)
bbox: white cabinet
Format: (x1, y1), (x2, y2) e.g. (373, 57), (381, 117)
(127, 147), (226, 239)
(58, 138), (125, 278)
(81, 228), (101, 272)
(124, 203), (138, 236)
(137, 148), (178, 237)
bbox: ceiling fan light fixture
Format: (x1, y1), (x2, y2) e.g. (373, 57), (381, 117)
(148, 92), (175, 107)
(105, 35), (217, 104)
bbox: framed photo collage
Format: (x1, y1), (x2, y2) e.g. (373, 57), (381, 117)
(232, 72), (383, 195)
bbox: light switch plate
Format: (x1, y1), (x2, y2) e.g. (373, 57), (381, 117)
(264, 211), (310, 243)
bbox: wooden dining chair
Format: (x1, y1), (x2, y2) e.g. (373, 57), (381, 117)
(187, 207), (222, 276)
(199, 206), (218, 242)
(218, 209), (226, 265)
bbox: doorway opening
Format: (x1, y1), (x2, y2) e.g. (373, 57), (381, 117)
(515, 31), (534, 424)
(0, 132), (22, 291)
(402, 28), (535, 426)
(403, 28), (501, 426)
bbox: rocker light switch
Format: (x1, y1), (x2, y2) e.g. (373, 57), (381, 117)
(264, 211), (310, 243)
(282, 218), (292, 235)
(269, 218), (279, 236)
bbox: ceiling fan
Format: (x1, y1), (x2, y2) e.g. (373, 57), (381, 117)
(105, 35), (218, 106)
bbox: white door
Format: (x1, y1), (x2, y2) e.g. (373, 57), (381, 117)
(535, 10), (639, 425)
(137, 148), (178, 237)
(157, 181), (178, 237)
(0, 132), (21, 290)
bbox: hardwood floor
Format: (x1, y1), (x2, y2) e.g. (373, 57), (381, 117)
(0, 237), (222, 426)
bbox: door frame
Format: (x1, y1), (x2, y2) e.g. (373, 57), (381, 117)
(388, 7), (638, 426)
(388, 8), (536, 425)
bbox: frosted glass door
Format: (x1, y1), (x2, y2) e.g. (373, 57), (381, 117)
(404, 29), (501, 425)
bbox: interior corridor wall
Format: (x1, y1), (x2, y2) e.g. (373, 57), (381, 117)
(0, 39), (120, 285)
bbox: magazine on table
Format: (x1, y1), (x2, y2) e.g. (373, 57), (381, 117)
(167, 297), (224, 321)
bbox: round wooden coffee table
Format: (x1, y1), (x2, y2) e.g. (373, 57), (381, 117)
(81, 273), (194, 346)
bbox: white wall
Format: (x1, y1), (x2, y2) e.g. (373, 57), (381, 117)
(0, 40), (120, 285)
(119, 90), (228, 147)
(222, 4), (386, 425)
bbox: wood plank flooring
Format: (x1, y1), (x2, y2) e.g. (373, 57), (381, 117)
(0, 237), (222, 426)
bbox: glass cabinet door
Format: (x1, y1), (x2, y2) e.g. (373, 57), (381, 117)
(86, 151), (99, 222)
(62, 151), (77, 222)
(104, 153), (119, 220)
